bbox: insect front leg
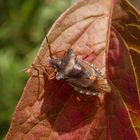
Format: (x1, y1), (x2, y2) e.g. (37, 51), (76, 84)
(35, 55), (56, 80)
(47, 69), (57, 80)
(27, 63), (45, 100)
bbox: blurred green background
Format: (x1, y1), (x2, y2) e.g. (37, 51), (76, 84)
(0, 0), (139, 139)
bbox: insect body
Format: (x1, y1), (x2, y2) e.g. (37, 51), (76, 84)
(49, 47), (111, 96)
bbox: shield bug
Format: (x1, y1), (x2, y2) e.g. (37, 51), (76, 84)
(45, 36), (111, 96)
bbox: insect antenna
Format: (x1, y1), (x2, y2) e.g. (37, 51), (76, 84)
(44, 28), (53, 59)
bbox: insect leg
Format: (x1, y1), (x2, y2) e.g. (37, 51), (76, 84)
(29, 63), (45, 100)
(35, 55), (56, 80)
(52, 49), (67, 56)
(89, 75), (97, 81)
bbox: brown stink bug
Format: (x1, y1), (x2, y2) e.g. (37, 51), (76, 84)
(45, 36), (111, 96)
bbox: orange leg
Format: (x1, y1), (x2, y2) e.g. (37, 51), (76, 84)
(35, 55), (56, 79)
(48, 69), (57, 80)
(89, 75), (96, 81)
(31, 64), (56, 80)
(52, 49), (66, 56)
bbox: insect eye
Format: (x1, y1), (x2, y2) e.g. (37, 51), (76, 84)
(49, 59), (62, 70)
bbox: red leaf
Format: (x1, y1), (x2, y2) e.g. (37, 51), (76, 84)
(5, 0), (140, 139)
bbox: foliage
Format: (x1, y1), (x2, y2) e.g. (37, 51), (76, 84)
(0, 0), (139, 139)
(0, 0), (72, 139)
(4, 0), (140, 140)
